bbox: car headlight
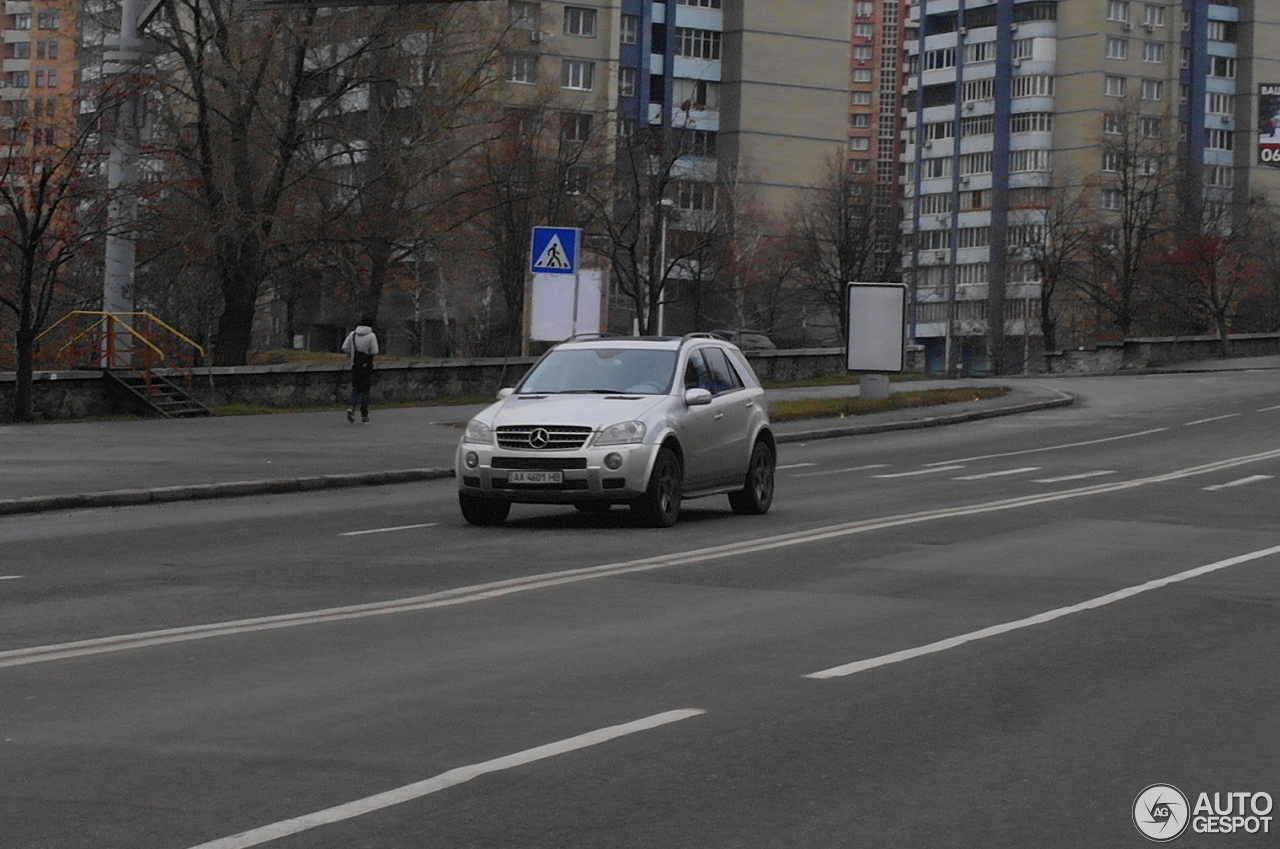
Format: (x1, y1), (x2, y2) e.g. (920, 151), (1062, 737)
(595, 420), (646, 446)
(462, 419), (493, 444)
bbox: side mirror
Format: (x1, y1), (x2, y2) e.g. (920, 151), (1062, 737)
(684, 388), (712, 407)
(497, 387), (515, 400)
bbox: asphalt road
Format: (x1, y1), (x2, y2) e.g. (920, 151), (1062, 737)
(3, 370), (1280, 848)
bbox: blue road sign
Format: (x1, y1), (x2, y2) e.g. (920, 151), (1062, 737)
(530, 226), (580, 275)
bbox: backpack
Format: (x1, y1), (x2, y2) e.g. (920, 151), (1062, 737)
(352, 349), (374, 373)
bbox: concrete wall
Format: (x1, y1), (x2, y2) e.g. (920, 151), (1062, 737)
(0, 349), (857, 421)
(1046, 333), (1280, 374)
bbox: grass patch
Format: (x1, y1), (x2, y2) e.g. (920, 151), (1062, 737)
(764, 372), (937, 389)
(769, 386), (1010, 422)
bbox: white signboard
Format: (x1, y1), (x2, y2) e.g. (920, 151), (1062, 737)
(530, 270), (603, 341)
(846, 282), (906, 373)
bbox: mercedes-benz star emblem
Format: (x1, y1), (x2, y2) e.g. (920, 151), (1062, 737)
(529, 428), (551, 449)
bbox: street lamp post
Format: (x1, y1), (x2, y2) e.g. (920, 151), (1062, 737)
(657, 197), (676, 336)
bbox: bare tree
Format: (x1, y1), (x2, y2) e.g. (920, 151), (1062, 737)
(0, 92), (113, 421)
(1075, 105), (1179, 338)
(788, 157), (901, 344)
(1006, 185), (1092, 360)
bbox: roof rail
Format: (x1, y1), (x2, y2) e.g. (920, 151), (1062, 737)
(682, 332), (719, 341)
(563, 332), (623, 342)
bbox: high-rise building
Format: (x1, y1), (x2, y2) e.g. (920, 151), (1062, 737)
(900, 0), (1280, 374)
(1, 1), (77, 157)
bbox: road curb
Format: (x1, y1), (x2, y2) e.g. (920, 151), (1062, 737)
(0, 391), (1073, 516)
(774, 389), (1074, 444)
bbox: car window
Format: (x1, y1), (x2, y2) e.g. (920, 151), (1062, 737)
(701, 347), (743, 394)
(521, 348), (676, 394)
(684, 350), (712, 391)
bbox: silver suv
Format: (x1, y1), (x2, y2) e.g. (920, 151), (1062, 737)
(456, 334), (776, 527)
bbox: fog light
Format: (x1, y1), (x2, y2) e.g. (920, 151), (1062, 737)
(465, 451), (480, 469)
(604, 452), (624, 471)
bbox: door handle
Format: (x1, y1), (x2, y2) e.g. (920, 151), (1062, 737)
(714, 412), (724, 420)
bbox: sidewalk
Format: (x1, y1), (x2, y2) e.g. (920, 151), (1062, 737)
(0, 377), (1074, 515)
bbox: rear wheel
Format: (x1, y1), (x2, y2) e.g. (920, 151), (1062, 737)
(459, 492), (511, 526)
(631, 448), (682, 528)
(728, 440), (775, 515)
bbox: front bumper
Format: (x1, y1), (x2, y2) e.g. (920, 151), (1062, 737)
(455, 441), (658, 504)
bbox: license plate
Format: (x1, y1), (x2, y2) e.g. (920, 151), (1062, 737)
(507, 470), (563, 484)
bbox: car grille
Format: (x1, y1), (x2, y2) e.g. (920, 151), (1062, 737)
(496, 425), (593, 450)
(492, 457), (588, 470)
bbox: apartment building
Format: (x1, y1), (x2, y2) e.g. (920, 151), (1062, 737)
(1, 0), (77, 159)
(901, 0), (1279, 374)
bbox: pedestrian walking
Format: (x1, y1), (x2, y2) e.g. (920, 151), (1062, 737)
(341, 318), (379, 423)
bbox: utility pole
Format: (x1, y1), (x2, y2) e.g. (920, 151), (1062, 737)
(100, 0), (155, 366)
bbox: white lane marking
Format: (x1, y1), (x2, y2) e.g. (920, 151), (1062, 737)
(184, 709), (705, 849)
(1259, 405), (1280, 413)
(1203, 475), (1274, 492)
(793, 464), (891, 478)
(926, 428), (1168, 466)
(1186, 414), (1241, 426)
(1032, 470), (1117, 484)
(7, 446), (1280, 670)
(0, 576), (22, 581)
(807, 542), (1280, 680)
(339, 523), (439, 537)
(776, 462), (818, 470)
(872, 465), (964, 479)
(952, 467), (1039, 481)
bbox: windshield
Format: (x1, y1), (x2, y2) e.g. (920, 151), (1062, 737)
(519, 348), (677, 395)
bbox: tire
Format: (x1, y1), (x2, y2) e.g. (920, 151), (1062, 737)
(728, 440), (775, 515)
(574, 502), (613, 513)
(631, 447), (682, 528)
(459, 491), (511, 526)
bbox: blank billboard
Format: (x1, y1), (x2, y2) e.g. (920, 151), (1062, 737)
(845, 282), (906, 373)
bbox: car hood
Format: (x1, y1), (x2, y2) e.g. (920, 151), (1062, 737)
(486, 393), (669, 428)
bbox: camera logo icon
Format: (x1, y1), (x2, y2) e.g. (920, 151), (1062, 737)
(1134, 784), (1190, 842)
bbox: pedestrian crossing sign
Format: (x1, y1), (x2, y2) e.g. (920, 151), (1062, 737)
(530, 226), (580, 275)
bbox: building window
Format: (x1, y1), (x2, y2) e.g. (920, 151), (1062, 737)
(852, 90), (872, 106)
(675, 181), (716, 211)
(36, 39), (58, 60)
(1204, 165), (1233, 188)
(10, 41), (31, 59)
(855, 1), (875, 17)
(965, 41), (995, 63)
(1106, 37), (1128, 60)
(1104, 75), (1127, 97)
(1012, 38), (1034, 60)
(855, 23), (874, 38)
(36, 10), (58, 29)
(964, 78), (995, 101)
(1009, 111), (1053, 133)
(961, 115), (995, 137)
(960, 151), (993, 175)
(1141, 79), (1163, 101)
(1010, 75), (1055, 97)
(851, 112), (872, 129)
(620, 14), (639, 45)
(849, 158), (870, 174)
(509, 1), (539, 30)
(849, 137), (871, 151)
(678, 0), (722, 7)
(676, 28), (722, 60)
(922, 157), (951, 178)
(507, 54), (538, 84)
(1107, 1), (1129, 22)
(560, 112), (592, 142)
(1101, 189), (1123, 210)
(561, 59), (595, 90)
(674, 78), (719, 109)
(1103, 114), (1125, 134)
(1142, 42), (1164, 63)
(924, 47), (955, 71)
(1206, 92), (1234, 116)
(854, 45), (874, 61)
(1101, 150), (1123, 172)
(853, 68), (873, 83)
(1142, 4), (1165, 27)
(564, 7), (597, 37)
(1205, 128), (1234, 151)
(1140, 116), (1162, 137)
(1209, 56), (1236, 79)
(618, 66), (637, 98)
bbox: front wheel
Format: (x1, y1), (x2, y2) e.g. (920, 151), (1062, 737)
(459, 492), (511, 526)
(631, 447), (682, 527)
(728, 440), (775, 515)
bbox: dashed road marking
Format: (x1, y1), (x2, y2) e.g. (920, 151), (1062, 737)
(0, 576), (22, 581)
(1259, 404), (1280, 413)
(927, 428), (1168, 466)
(793, 464), (890, 478)
(1203, 475), (1274, 492)
(1186, 414), (1241, 426)
(776, 463), (818, 470)
(339, 523), (439, 537)
(1032, 470), (1117, 484)
(953, 467), (1040, 481)
(873, 465), (964, 478)
(806, 542), (1280, 680)
(183, 709), (706, 849)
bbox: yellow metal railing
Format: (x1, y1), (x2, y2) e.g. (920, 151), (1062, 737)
(36, 311), (207, 396)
